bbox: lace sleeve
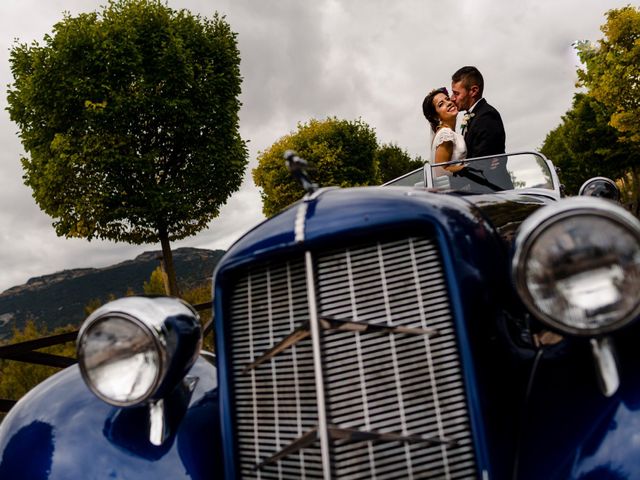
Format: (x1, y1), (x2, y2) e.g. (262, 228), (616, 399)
(433, 128), (456, 149)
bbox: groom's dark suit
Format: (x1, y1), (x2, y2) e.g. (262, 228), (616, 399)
(463, 98), (512, 191)
(464, 98), (505, 158)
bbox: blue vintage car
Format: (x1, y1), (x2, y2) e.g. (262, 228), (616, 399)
(1, 152), (640, 479)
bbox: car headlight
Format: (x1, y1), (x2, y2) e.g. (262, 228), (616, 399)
(512, 197), (640, 336)
(77, 296), (202, 407)
(578, 176), (620, 202)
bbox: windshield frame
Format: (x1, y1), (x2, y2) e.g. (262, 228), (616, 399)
(383, 151), (561, 198)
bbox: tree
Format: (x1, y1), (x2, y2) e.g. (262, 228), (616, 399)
(253, 117), (384, 216)
(141, 267), (214, 350)
(6, 0), (248, 295)
(541, 93), (640, 196)
(376, 143), (423, 184)
(576, 6), (640, 143)
(542, 6), (640, 213)
(143, 266), (168, 295)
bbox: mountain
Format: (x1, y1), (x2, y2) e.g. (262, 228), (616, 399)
(0, 247), (225, 341)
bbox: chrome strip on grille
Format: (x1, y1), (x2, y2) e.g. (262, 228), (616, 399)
(231, 259), (323, 478)
(408, 238), (450, 476)
(305, 251), (332, 480)
(228, 236), (478, 479)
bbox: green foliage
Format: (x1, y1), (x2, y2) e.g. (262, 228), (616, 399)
(0, 321), (76, 415)
(541, 93), (640, 195)
(141, 267), (214, 350)
(376, 143), (423, 184)
(253, 117), (379, 216)
(143, 266), (168, 295)
(6, 0), (248, 294)
(576, 6), (640, 143)
(180, 283), (214, 351)
(180, 283), (211, 306)
(541, 6), (640, 214)
(83, 297), (103, 317)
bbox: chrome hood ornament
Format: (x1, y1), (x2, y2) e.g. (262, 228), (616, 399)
(284, 150), (318, 194)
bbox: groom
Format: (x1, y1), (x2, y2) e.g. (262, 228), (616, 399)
(450, 66), (512, 190)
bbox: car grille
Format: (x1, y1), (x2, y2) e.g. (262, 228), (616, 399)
(228, 236), (477, 479)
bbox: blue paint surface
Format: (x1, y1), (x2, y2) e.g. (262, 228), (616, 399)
(0, 357), (221, 479)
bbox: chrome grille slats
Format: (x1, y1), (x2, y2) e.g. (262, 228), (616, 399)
(316, 237), (475, 479)
(230, 257), (322, 479)
(228, 236), (477, 479)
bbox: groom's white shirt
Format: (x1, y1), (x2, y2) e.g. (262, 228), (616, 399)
(457, 98), (483, 135)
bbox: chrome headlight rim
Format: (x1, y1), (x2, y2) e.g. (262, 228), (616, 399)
(512, 197), (640, 336)
(578, 176), (620, 201)
(77, 297), (179, 407)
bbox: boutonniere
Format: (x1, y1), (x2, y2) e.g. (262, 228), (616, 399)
(460, 112), (475, 135)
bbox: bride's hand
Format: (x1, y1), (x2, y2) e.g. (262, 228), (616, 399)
(434, 141), (464, 173)
(445, 163), (465, 173)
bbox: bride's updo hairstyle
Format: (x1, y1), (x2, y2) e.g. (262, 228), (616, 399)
(422, 87), (449, 133)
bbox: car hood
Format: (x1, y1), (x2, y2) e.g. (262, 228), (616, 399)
(217, 186), (553, 273)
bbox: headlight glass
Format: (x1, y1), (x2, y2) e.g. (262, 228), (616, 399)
(514, 200), (640, 335)
(78, 316), (161, 406)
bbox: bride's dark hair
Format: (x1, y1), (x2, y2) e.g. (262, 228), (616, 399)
(422, 87), (449, 133)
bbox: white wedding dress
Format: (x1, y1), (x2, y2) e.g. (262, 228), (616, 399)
(430, 127), (467, 163)
(430, 127), (467, 189)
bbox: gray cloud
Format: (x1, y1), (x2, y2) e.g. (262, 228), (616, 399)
(0, 0), (629, 291)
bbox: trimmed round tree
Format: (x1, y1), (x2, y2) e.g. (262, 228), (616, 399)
(7, 0), (248, 295)
(253, 117), (379, 217)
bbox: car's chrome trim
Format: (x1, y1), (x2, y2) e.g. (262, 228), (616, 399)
(77, 297), (201, 408)
(241, 317), (439, 375)
(512, 196), (640, 335)
(78, 309), (167, 407)
(295, 187), (340, 243)
(591, 336), (620, 397)
(149, 398), (168, 446)
(227, 236), (478, 478)
(294, 200), (308, 242)
(384, 151), (561, 198)
(579, 176), (620, 198)
(305, 251), (331, 480)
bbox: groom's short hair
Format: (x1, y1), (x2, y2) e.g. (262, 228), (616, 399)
(452, 66), (484, 97)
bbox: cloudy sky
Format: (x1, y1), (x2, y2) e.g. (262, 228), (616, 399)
(0, 0), (628, 292)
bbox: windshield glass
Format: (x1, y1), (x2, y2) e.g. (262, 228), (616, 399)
(384, 152), (557, 195)
(431, 152), (555, 193)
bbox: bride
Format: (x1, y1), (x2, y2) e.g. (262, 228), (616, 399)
(421, 87), (466, 174)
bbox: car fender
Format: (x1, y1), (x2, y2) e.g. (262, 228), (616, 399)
(0, 356), (221, 479)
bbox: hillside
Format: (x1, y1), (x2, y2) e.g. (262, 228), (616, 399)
(0, 247), (224, 341)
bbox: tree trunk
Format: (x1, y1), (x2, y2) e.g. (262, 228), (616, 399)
(158, 227), (179, 297)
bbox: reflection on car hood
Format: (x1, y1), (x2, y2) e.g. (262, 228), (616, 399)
(219, 186), (553, 270)
(461, 191), (555, 245)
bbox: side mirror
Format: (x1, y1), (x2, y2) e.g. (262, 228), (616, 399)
(578, 177), (620, 202)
